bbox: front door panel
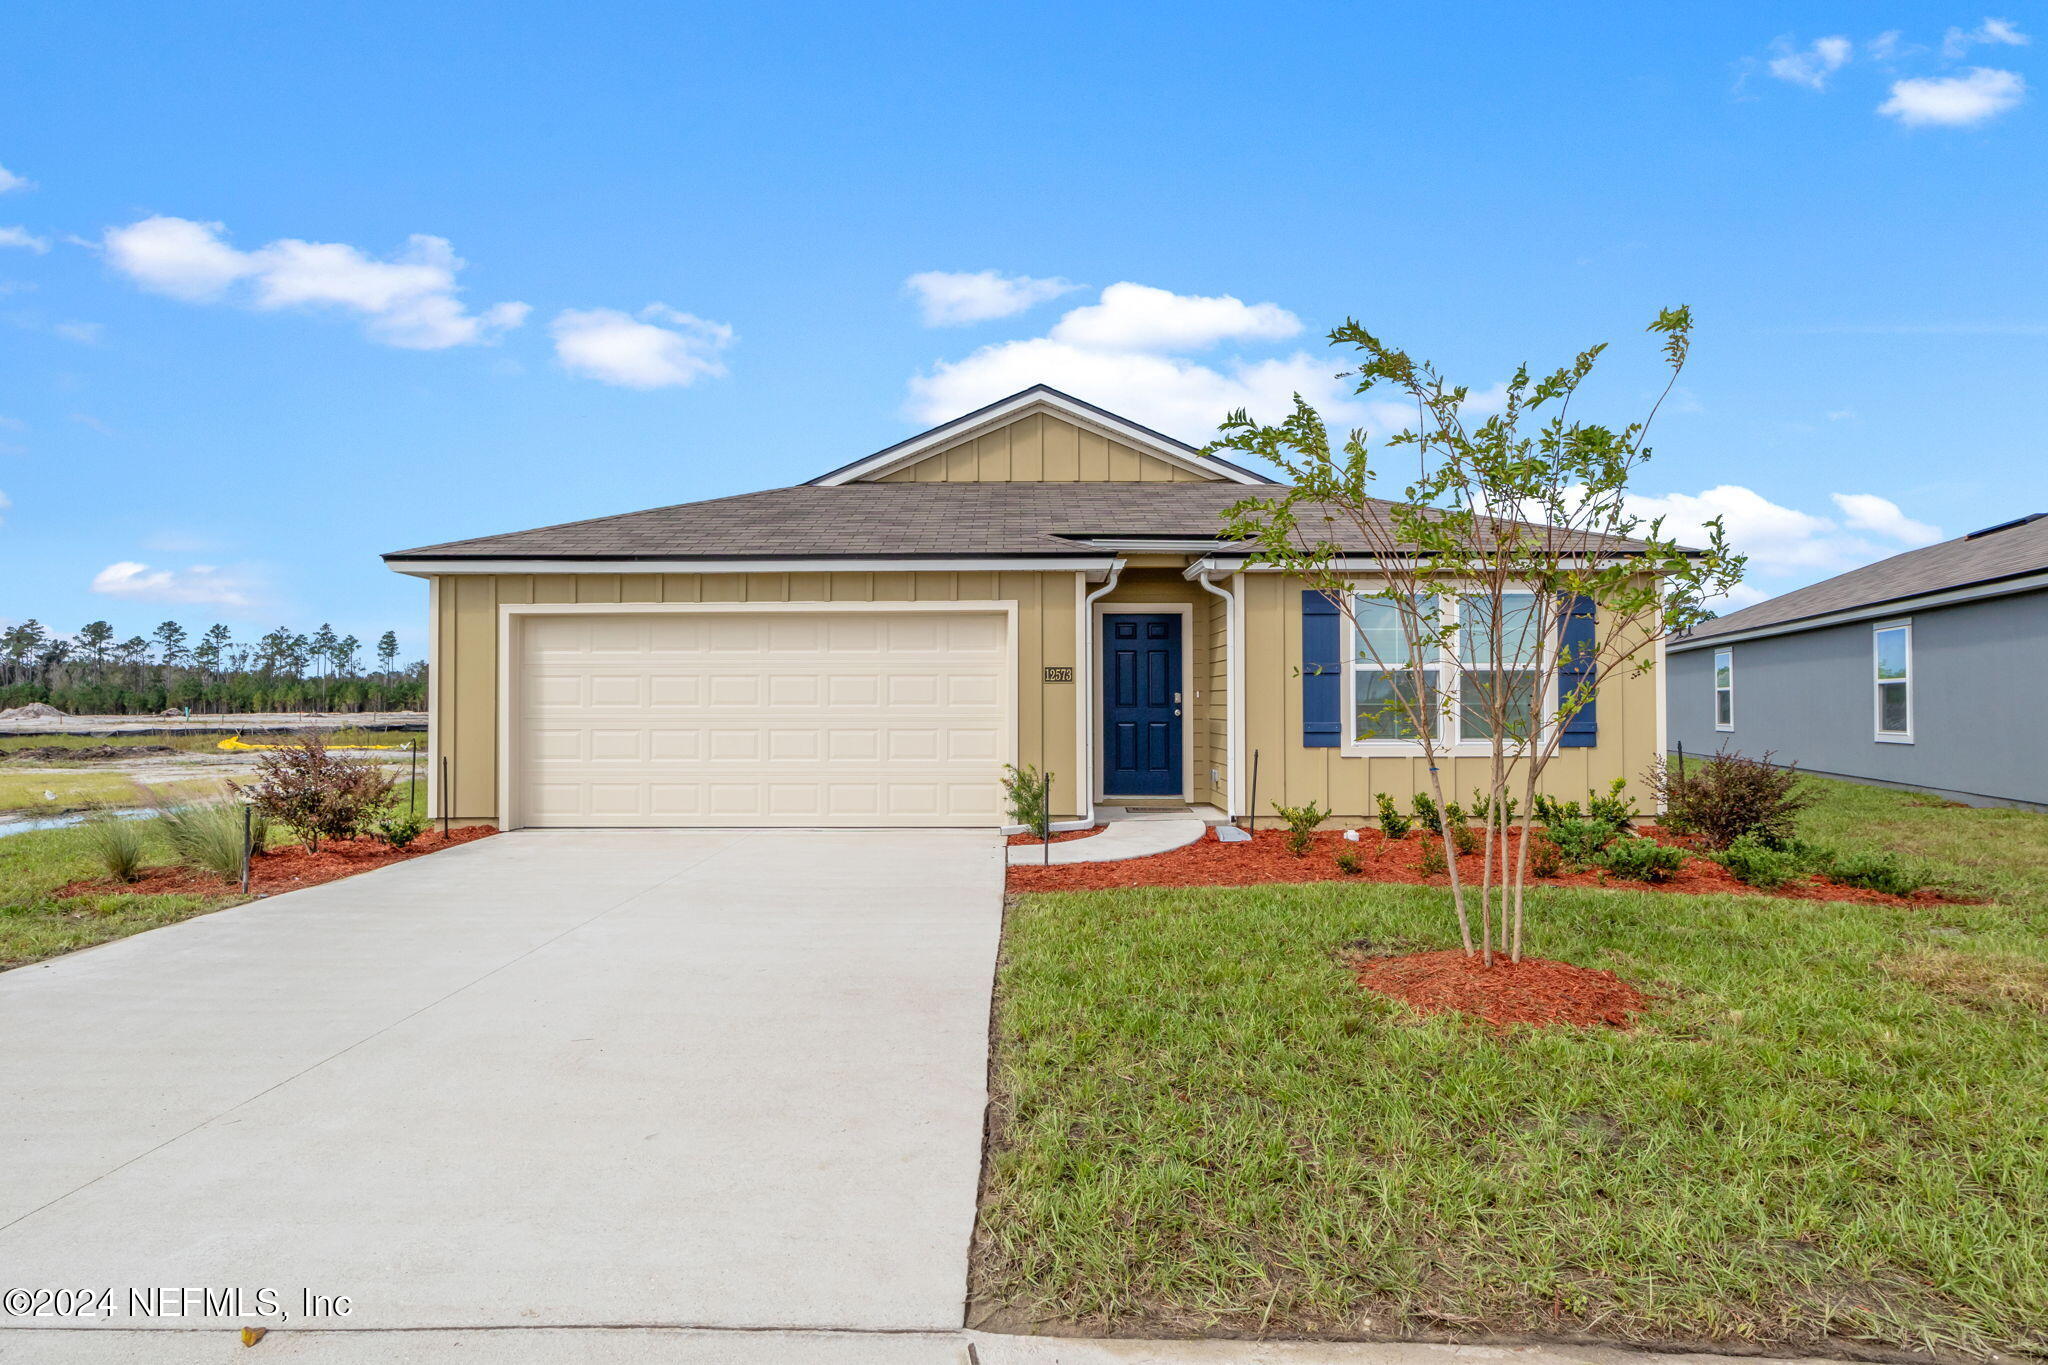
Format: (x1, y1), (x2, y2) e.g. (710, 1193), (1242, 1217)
(1103, 613), (1182, 797)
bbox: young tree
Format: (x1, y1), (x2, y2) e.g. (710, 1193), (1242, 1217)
(1213, 308), (1743, 963)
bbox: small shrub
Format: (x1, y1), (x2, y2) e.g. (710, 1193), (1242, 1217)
(234, 733), (395, 852)
(1715, 833), (1801, 889)
(373, 807), (429, 850)
(1418, 836), (1447, 877)
(79, 808), (147, 883)
(1272, 800), (1329, 856)
(1412, 791), (1441, 830)
(1531, 792), (1582, 826)
(153, 797), (254, 882)
(1587, 777), (1640, 828)
(1597, 834), (1685, 883)
(1335, 848), (1364, 875)
(1001, 763), (1053, 838)
(1647, 748), (1813, 850)
(1467, 788), (1518, 826)
(1545, 817), (1619, 867)
(1527, 835), (1563, 879)
(1443, 804), (1481, 857)
(1829, 851), (1926, 897)
(1374, 792), (1411, 839)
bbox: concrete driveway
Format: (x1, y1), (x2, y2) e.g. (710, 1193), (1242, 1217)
(0, 829), (1003, 1351)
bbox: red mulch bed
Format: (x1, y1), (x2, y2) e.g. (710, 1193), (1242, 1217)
(58, 826), (497, 899)
(1006, 824), (1107, 847)
(1346, 948), (1649, 1028)
(1005, 825), (1953, 906)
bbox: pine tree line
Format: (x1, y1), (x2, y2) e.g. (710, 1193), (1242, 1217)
(0, 618), (427, 716)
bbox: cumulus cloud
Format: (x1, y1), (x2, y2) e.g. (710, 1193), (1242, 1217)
(1769, 34), (1854, 88)
(1879, 66), (2027, 125)
(90, 560), (258, 608)
(0, 226), (48, 253)
(549, 305), (734, 388)
(1943, 17), (2029, 58)
(1831, 492), (1943, 545)
(101, 216), (529, 349)
(905, 270), (1078, 325)
(0, 164), (30, 195)
(1047, 283), (1301, 352)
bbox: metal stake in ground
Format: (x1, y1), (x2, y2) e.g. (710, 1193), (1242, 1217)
(441, 755), (451, 838)
(1043, 770), (1051, 867)
(1247, 749), (1259, 835)
(409, 739), (420, 814)
(240, 801), (252, 895)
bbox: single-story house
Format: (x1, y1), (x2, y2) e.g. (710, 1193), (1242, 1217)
(1667, 511), (2048, 810)
(384, 385), (1665, 831)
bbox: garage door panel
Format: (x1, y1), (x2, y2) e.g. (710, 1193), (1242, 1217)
(515, 610), (1008, 828)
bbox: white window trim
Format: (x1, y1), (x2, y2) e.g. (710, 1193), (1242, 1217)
(1338, 586), (1556, 758)
(1873, 620), (1913, 744)
(1713, 647), (1734, 733)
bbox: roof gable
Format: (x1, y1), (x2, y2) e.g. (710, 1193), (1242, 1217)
(807, 385), (1274, 486)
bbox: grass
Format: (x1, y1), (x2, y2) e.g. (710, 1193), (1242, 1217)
(0, 778), (429, 970)
(0, 727), (425, 761)
(978, 774), (2048, 1358)
(0, 771), (227, 814)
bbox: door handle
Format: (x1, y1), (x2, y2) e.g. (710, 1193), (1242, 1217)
(1173, 708), (1182, 717)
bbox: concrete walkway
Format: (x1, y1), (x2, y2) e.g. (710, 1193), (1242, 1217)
(1007, 811), (1209, 865)
(0, 829), (1004, 1342)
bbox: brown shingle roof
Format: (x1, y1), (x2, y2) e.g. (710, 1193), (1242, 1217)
(1679, 513), (2048, 643)
(383, 482), (1651, 562)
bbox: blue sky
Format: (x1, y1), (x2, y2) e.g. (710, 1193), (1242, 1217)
(1, 2), (2041, 656)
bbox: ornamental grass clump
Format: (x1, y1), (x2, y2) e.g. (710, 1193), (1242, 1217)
(79, 807), (147, 883)
(233, 732), (394, 853)
(151, 796), (256, 882)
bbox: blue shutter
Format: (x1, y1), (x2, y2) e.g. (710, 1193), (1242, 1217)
(1302, 590), (1342, 748)
(1558, 595), (1597, 749)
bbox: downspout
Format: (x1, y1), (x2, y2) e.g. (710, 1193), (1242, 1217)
(1193, 565), (1237, 819)
(1075, 557), (1127, 828)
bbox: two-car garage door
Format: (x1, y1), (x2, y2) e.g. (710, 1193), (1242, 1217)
(512, 610), (1009, 828)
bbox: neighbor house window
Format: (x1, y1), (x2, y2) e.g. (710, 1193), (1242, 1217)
(1713, 648), (1733, 731)
(1875, 623), (1912, 741)
(1349, 591), (1544, 746)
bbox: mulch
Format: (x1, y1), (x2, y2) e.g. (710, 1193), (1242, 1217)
(57, 826), (497, 899)
(1004, 825), (1954, 905)
(1006, 824), (1107, 847)
(1345, 947), (1650, 1028)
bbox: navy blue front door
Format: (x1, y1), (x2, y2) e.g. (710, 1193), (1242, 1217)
(1103, 613), (1182, 796)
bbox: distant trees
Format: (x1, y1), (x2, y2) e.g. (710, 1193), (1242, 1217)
(0, 618), (426, 716)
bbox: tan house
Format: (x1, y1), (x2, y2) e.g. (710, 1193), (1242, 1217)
(385, 386), (1663, 831)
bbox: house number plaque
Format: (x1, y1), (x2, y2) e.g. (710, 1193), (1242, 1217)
(1043, 666), (1074, 683)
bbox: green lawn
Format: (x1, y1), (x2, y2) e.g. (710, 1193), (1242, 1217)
(0, 727), (425, 762)
(0, 770), (229, 814)
(978, 775), (2048, 1358)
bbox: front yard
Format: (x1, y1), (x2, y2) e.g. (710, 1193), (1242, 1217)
(977, 776), (2048, 1358)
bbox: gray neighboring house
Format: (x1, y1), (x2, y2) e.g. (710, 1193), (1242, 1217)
(1666, 512), (2048, 810)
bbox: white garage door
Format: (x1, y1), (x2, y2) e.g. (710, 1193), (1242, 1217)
(513, 610), (1009, 828)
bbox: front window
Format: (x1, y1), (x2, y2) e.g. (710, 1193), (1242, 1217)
(1713, 648), (1733, 730)
(1349, 591), (1544, 746)
(1875, 624), (1911, 740)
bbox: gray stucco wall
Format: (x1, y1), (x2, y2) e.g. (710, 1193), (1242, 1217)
(1665, 587), (2048, 808)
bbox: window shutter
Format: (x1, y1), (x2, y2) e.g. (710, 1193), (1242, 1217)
(1302, 590), (1342, 748)
(1558, 595), (1597, 749)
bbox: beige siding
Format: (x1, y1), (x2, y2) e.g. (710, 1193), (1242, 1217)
(431, 570), (1086, 826)
(1237, 573), (1660, 822)
(873, 413), (1213, 483)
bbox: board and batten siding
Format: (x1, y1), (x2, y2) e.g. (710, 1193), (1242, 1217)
(1236, 572), (1662, 819)
(873, 413), (1210, 483)
(432, 569), (1085, 826)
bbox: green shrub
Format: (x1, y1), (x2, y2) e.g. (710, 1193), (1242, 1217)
(1527, 835), (1562, 879)
(1716, 833), (1802, 890)
(1597, 834), (1685, 883)
(1531, 792), (1582, 826)
(1443, 804), (1481, 857)
(79, 808), (147, 883)
(1467, 788), (1518, 826)
(1648, 748), (1813, 849)
(1001, 763), (1054, 838)
(1418, 836), (1447, 877)
(1271, 800), (1329, 856)
(1587, 776), (1640, 828)
(1829, 851), (1926, 897)
(373, 807), (430, 849)
(1373, 792), (1411, 839)
(153, 798), (254, 882)
(1334, 848), (1364, 875)
(1545, 817), (1619, 867)
(1412, 791), (1441, 830)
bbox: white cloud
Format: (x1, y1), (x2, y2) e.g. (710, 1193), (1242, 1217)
(904, 270), (1078, 325)
(1769, 35), (1854, 88)
(101, 216), (528, 349)
(90, 560), (257, 608)
(1879, 67), (2027, 125)
(52, 321), (101, 344)
(0, 226), (48, 253)
(1943, 17), (2029, 58)
(549, 304), (734, 389)
(0, 164), (30, 194)
(1868, 31), (1906, 61)
(1831, 492), (1943, 545)
(1826, 408), (1856, 421)
(1047, 282), (1301, 352)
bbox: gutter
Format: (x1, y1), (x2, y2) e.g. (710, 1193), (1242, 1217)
(1073, 557), (1128, 829)
(1192, 567), (1239, 819)
(385, 555), (1121, 578)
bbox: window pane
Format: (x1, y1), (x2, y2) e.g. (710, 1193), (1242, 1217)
(1716, 690), (1732, 726)
(1462, 669), (1537, 740)
(1460, 592), (1541, 669)
(1876, 628), (1908, 680)
(1355, 668), (1439, 740)
(1353, 595), (1438, 668)
(1879, 680), (1909, 733)
(1714, 650), (1731, 688)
